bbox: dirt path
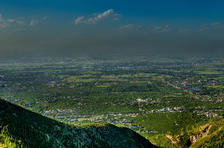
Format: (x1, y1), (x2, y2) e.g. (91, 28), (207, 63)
(166, 135), (179, 145)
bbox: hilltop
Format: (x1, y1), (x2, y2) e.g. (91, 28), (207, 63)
(0, 99), (155, 148)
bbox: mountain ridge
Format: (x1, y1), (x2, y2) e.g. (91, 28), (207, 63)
(0, 99), (156, 148)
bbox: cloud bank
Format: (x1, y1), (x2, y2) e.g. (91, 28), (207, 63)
(74, 9), (120, 24)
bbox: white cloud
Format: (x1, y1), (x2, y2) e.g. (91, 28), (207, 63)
(30, 19), (39, 26)
(7, 19), (24, 25)
(30, 16), (49, 26)
(0, 14), (9, 28)
(210, 22), (221, 26)
(87, 9), (113, 24)
(200, 22), (223, 32)
(120, 24), (144, 31)
(0, 13), (48, 29)
(74, 16), (85, 25)
(74, 9), (120, 25)
(120, 24), (134, 30)
(113, 14), (121, 21)
(153, 24), (171, 32)
(0, 14), (25, 28)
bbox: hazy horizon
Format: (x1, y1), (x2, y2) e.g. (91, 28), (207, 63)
(0, 0), (224, 57)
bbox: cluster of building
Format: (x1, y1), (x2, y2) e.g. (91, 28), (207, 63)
(44, 109), (75, 115)
(145, 107), (184, 113)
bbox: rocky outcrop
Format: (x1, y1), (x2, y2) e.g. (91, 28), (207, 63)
(186, 124), (212, 147)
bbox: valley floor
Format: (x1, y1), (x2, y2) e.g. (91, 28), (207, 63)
(0, 57), (224, 147)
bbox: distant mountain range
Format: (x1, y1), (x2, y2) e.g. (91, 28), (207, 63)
(0, 99), (156, 148)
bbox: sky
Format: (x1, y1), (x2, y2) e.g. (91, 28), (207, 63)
(0, 0), (224, 57)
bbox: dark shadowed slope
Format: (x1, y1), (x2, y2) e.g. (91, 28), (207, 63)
(0, 99), (156, 148)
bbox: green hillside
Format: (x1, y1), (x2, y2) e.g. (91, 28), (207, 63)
(191, 119), (224, 148)
(0, 99), (155, 148)
(152, 118), (224, 148)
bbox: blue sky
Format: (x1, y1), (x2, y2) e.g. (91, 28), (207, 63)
(0, 0), (223, 26)
(0, 0), (224, 57)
